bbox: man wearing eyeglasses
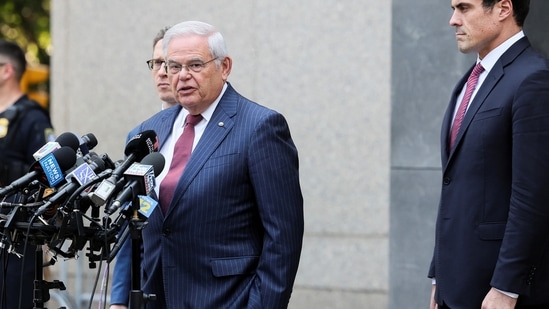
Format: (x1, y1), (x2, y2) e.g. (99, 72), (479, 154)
(146, 26), (178, 110)
(110, 26), (179, 309)
(110, 21), (304, 309)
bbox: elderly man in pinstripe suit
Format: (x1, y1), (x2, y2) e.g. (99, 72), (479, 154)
(110, 20), (304, 309)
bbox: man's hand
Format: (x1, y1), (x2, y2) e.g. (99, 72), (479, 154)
(109, 305), (128, 309)
(481, 287), (517, 309)
(430, 284), (438, 309)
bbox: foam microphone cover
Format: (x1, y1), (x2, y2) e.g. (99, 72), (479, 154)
(124, 130), (159, 161)
(141, 152), (165, 176)
(55, 132), (81, 152)
(81, 133), (98, 150)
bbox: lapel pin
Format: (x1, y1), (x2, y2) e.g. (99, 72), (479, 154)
(218, 122), (225, 127)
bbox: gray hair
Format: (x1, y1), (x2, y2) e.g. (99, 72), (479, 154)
(163, 21), (228, 67)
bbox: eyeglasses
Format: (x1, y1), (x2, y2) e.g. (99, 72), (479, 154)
(146, 59), (165, 71)
(165, 58), (218, 74)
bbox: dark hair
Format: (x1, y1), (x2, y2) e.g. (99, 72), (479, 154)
(152, 26), (171, 49)
(0, 39), (27, 81)
(482, 0), (530, 27)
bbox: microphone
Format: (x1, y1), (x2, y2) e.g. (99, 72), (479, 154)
(33, 141), (61, 161)
(105, 152), (165, 215)
(0, 146), (77, 198)
(90, 130), (158, 206)
(119, 130), (159, 176)
(32, 131), (85, 161)
(56, 132), (99, 156)
(36, 133), (85, 186)
(35, 153), (108, 216)
(78, 133), (98, 155)
(54, 132), (81, 152)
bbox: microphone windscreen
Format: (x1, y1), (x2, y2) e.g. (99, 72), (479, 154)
(53, 146), (78, 171)
(55, 132), (80, 152)
(124, 130), (158, 160)
(140, 152), (165, 176)
(82, 133), (98, 150)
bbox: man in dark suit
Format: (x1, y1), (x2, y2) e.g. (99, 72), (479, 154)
(429, 0), (549, 308)
(109, 26), (179, 308)
(110, 21), (303, 309)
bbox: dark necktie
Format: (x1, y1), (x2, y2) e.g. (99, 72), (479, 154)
(159, 113), (203, 213)
(449, 62), (485, 149)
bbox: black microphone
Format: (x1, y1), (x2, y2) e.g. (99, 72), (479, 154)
(120, 130), (159, 175)
(78, 133), (98, 155)
(0, 146), (76, 198)
(55, 132), (81, 152)
(68, 133), (103, 175)
(57, 132), (99, 156)
(105, 152), (165, 215)
(90, 130), (158, 206)
(35, 153), (108, 216)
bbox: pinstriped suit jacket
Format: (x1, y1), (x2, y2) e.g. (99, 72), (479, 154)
(112, 83), (303, 309)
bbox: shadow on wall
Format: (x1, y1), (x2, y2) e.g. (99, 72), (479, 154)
(524, 0), (549, 57)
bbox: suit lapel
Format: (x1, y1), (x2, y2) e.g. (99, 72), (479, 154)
(157, 106), (183, 149)
(165, 84), (238, 217)
(444, 37), (531, 168)
(451, 66), (503, 149)
(441, 71), (470, 164)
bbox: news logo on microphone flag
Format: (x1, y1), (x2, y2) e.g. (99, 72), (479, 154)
(39, 152), (64, 187)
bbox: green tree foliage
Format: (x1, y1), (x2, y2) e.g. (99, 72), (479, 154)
(0, 0), (51, 65)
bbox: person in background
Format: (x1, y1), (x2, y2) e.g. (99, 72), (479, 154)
(109, 26), (178, 308)
(110, 20), (304, 309)
(0, 39), (55, 309)
(429, 0), (549, 308)
(146, 26), (178, 110)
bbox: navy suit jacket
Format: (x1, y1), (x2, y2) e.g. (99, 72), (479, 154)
(111, 83), (303, 309)
(429, 37), (549, 308)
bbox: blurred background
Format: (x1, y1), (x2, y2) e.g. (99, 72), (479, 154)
(2, 0), (549, 308)
(1, 0), (50, 110)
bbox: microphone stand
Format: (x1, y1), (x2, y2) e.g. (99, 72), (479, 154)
(128, 195), (155, 309)
(1, 196), (65, 309)
(33, 243), (66, 309)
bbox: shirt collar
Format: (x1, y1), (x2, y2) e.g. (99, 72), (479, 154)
(477, 31), (525, 72)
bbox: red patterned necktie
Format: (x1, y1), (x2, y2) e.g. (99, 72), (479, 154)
(449, 62), (485, 149)
(159, 113), (203, 213)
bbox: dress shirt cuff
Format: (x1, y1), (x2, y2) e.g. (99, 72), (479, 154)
(430, 280), (517, 298)
(495, 288), (518, 299)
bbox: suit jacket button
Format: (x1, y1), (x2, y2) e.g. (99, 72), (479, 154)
(162, 228), (171, 236)
(443, 177), (451, 185)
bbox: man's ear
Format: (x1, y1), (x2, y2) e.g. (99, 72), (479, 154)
(497, 0), (513, 22)
(221, 56), (232, 81)
(0, 63), (13, 83)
